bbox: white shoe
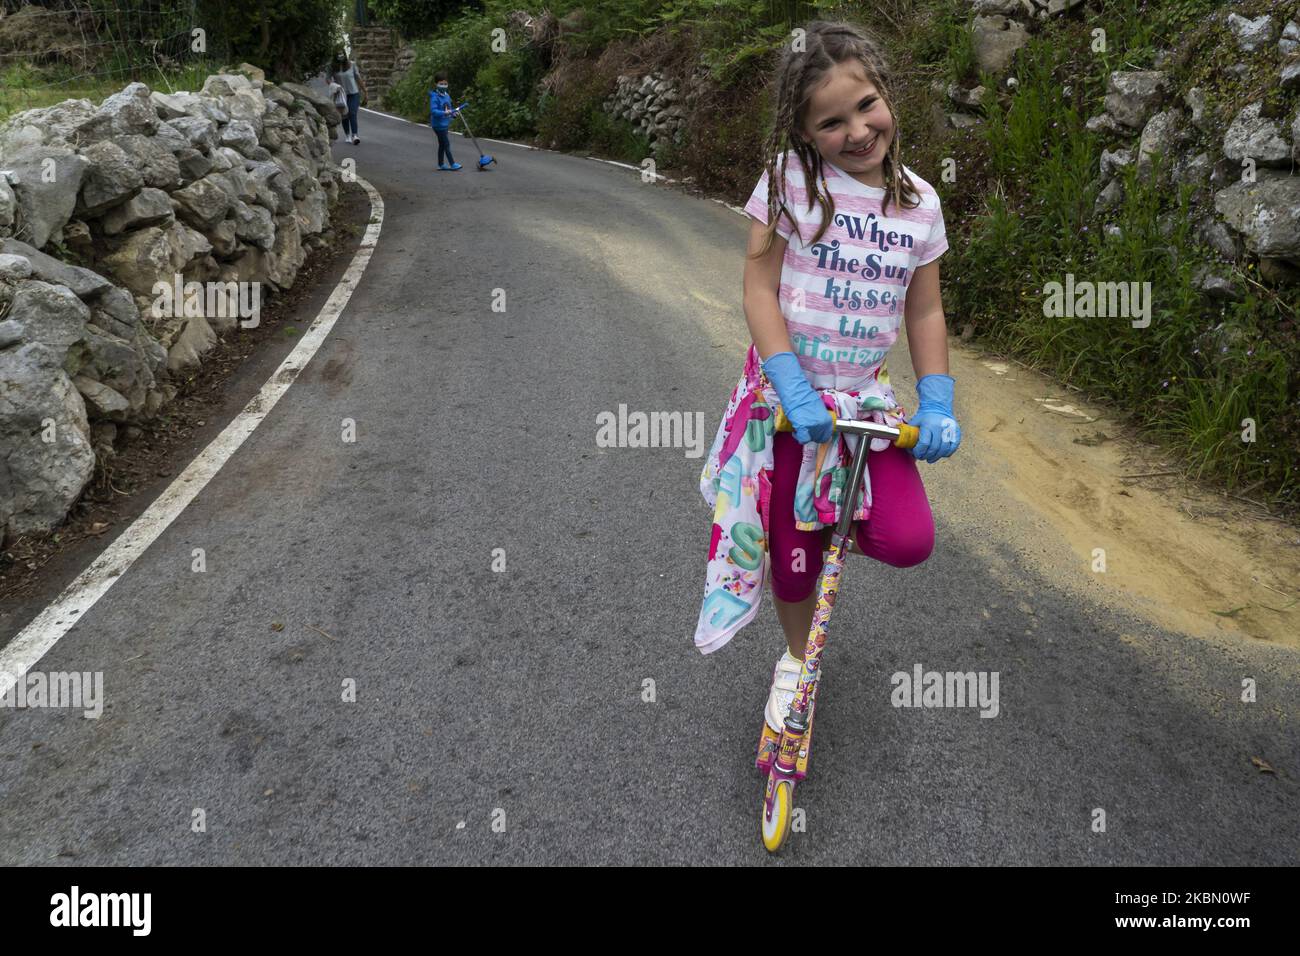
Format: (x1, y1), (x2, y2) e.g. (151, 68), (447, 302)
(352, 135), (360, 144)
(764, 651), (807, 733)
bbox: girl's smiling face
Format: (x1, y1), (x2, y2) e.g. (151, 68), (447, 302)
(798, 60), (895, 188)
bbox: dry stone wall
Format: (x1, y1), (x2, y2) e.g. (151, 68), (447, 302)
(940, 5), (1300, 295)
(603, 69), (706, 155)
(0, 67), (345, 539)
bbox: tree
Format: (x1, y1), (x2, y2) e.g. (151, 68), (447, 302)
(367, 0), (483, 39)
(198, 0), (348, 80)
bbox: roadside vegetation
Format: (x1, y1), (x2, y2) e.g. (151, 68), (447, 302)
(0, 0), (347, 121)
(4, 0), (1296, 509)
(384, 0), (1298, 510)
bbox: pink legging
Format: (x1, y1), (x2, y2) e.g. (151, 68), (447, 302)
(768, 430), (935, 602)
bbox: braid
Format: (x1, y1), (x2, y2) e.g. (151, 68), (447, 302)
(750, 19), (925, 259)
(749, 17), (925, 263)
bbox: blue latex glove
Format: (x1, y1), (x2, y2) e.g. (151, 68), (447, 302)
(910, 373), (961, 463)
(762, 351), (833, 445)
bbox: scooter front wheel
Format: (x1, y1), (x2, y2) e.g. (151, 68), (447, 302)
(761, 776), (794, 852)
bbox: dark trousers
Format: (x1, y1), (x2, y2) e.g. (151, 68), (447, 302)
(342, 93), (360, 137)
(434, 127), (455, 165)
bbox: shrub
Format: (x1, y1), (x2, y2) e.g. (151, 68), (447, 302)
(386, 10), (542, 135)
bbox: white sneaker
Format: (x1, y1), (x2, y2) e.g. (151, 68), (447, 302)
(764, 651), (807, 733)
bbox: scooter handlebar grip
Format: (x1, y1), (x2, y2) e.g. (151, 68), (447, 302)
(772, 406), (835, 435)
(773, 407), (921, 449)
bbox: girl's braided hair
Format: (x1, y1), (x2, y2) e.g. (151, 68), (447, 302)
(749, 19), (922, 260)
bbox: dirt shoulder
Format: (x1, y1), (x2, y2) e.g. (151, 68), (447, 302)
(935, 337), (1300, 652)
(575, 131), (1300, 653)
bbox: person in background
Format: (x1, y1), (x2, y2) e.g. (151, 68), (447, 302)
(429, 73), (462, 171)
(333, 53), (367, 144)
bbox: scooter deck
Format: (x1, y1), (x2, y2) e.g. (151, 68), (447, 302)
(756, 679), (819, 780)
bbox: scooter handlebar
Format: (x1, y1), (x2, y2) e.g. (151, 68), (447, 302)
(772, 406), (919, 449)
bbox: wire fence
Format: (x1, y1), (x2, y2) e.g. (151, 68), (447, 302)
(0, 1), (229, 113)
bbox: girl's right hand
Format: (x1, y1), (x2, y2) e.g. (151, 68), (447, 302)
(762, 351), (833, 444)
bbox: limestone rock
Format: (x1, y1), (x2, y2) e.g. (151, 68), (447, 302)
(73, 374), (131, 417)
(166, 315), (217, 372)
(114, 134), (183, 191)
(970, 16), (1029, 73)
(1223, 102), (1292, 168)
(0, 343), (95, 535)
(1104, 71), (1170, 130)
(100, 221), (212, 297)
(2, 144), (90, 248)
(0, 252), (32, 280)
(175, 148), (214, 185)
(0, 238), (111, 299)
(1226, 14), (1277, 53)
(100, 187), (175, 235)
(1137, 110), (1190, 179)
(76, 139), (143, 216)
(80, 82), (159, 140)
(150, 90), (229, 125)
(231, 200), (275, 250)
(3, 279), (90, 364)
(171, 175), (234, 231)
(167, 115), (218, 153)
(1214, 170), (1300, 259)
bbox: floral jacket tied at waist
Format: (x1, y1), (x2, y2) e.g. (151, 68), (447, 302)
(693, 344), (909, 655)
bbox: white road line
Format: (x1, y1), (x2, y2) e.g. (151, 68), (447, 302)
(358, 105), (712, 195)
(359, 106), (417, 125)
(0, 176), (385, 698)
(358, 103), (738, 201)
(358, 106), (542, 150)
(3, 117), (735, 690)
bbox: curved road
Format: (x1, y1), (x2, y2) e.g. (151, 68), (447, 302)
(1, 110), (1297, 864)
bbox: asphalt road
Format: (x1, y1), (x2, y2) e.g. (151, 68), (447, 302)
(1, 110), (1296, 865)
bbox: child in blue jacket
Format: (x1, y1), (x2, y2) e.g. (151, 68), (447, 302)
(429, 74), (462, 171)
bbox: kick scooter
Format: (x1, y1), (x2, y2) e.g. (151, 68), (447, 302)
(453, 101), (497, 170)
(758, 408), (919, 853)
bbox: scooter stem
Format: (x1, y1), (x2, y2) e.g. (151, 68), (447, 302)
(833, 430), (872, 540)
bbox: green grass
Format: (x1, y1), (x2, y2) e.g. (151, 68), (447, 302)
(930, 3), (1300, 507)
(0, 60), (223, 122)
(912, 0), (977, 85)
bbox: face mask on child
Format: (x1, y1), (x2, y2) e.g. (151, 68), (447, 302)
(437, 82), (448, 90)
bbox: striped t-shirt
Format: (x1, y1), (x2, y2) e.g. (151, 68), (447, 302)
(744, 152), (948, 392)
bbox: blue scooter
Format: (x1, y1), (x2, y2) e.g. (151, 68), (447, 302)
(453, 101), (496, 170)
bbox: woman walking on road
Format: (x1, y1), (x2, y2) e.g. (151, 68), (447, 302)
(694, 20), (962, 734)
(429, 73), (462, 170)
(333, 53), (367, 144)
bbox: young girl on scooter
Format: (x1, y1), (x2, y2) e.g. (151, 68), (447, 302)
(694, 20), (962, 734)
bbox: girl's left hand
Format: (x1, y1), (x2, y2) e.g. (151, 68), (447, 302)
(910, 373), (961, 463)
